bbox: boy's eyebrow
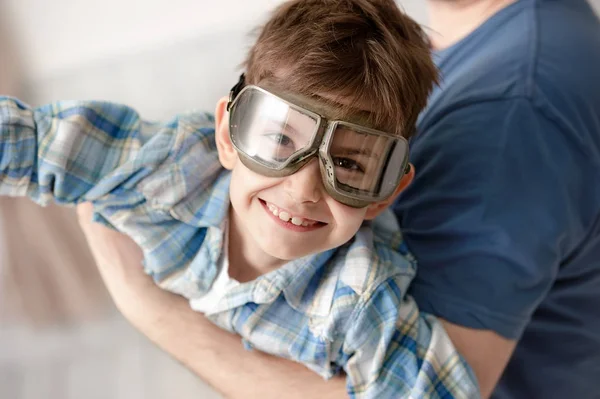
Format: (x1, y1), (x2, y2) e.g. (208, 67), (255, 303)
(265, 120), (301, 136)
(331, 146), (376, 157)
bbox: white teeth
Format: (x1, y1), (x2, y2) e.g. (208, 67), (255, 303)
(278, 211), (291, 222)
(266, 201), (318, 227)
(291, 217), (303, 226)
(267, 203), (279, 216)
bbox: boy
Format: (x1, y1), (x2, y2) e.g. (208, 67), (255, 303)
(0, 0), (479, 397)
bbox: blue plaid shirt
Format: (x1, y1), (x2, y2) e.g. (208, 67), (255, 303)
(0, 97), (479, 398)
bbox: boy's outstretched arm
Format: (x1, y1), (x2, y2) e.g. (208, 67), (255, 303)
(0, 97), (172, 204)
(76, 203), (348, 399)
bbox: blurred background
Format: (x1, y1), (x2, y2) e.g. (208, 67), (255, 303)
(0, 1), (598, 398)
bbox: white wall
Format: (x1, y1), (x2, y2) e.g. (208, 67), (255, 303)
(2, 0), (599, 82)
(2, 0), (277, 81)
(0, 0), (598, 118)
(0, 0), (428, 118)
(1, 0), (427, 83)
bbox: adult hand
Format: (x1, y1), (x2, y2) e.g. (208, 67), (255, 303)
(76, 203), (157, 324)
(75, 203), (347, 399)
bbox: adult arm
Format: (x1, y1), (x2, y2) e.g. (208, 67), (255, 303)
(77, 203), (348, 399)
(439, 321), (515, 399)
(78, 202), (481, 398)
(395, 98), (585, 397)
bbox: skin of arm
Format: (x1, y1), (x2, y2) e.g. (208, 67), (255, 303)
(76, 203), (348, 399)
(77, 203), (513, 398)
(440, 320), (516, 399)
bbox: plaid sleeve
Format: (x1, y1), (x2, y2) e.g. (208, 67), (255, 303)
(0, 96), (173, 205)
(1, 96), (223, 290)
(342, 275), (480, 399)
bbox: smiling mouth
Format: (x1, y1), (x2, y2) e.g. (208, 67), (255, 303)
(259, 199), (327, 229)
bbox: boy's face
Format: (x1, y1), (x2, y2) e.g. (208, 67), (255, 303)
(214, 94), (413, 262)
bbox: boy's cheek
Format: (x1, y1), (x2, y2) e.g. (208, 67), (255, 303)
(327, 201), (368, 237)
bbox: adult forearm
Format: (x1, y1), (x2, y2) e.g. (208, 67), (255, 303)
(129, 288), (347, 399)
(76, 203), (346, 399)
(440, 319), (515, 399)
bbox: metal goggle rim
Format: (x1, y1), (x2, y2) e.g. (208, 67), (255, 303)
(319, 119), (410, 204)
(227, 84), (410, 206)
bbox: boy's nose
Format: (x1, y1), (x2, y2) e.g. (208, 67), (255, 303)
(283, 159), (323, 204)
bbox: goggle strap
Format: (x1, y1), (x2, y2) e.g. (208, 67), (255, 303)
(226, 73), (246, 112)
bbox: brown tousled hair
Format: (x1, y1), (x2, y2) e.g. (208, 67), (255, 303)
(243, 0), (438, 137)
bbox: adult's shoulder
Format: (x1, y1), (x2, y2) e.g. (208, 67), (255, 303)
(423, 0), (600, 138)
(396, 0), (600, 339)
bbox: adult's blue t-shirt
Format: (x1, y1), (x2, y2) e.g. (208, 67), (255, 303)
(393, 0), (600, 397)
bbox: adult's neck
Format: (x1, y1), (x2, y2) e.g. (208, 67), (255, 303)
(427, 0), (519, 50)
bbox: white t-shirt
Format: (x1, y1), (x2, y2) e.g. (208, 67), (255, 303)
(189, 223), (240, 314)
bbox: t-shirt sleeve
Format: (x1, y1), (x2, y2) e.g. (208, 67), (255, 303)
(394, 98), (586, 339)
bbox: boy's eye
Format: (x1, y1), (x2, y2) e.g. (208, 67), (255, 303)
(332, 157), (364, 173)
(265, 133), (293, 146)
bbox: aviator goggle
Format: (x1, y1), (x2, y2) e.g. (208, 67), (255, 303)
(226, 75), (410, 208)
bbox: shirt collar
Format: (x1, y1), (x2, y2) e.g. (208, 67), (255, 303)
(208, 249), (338, 318)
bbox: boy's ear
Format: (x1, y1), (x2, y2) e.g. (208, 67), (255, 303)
(364, 164), (415, 220)
(215, 96), (237, 170)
